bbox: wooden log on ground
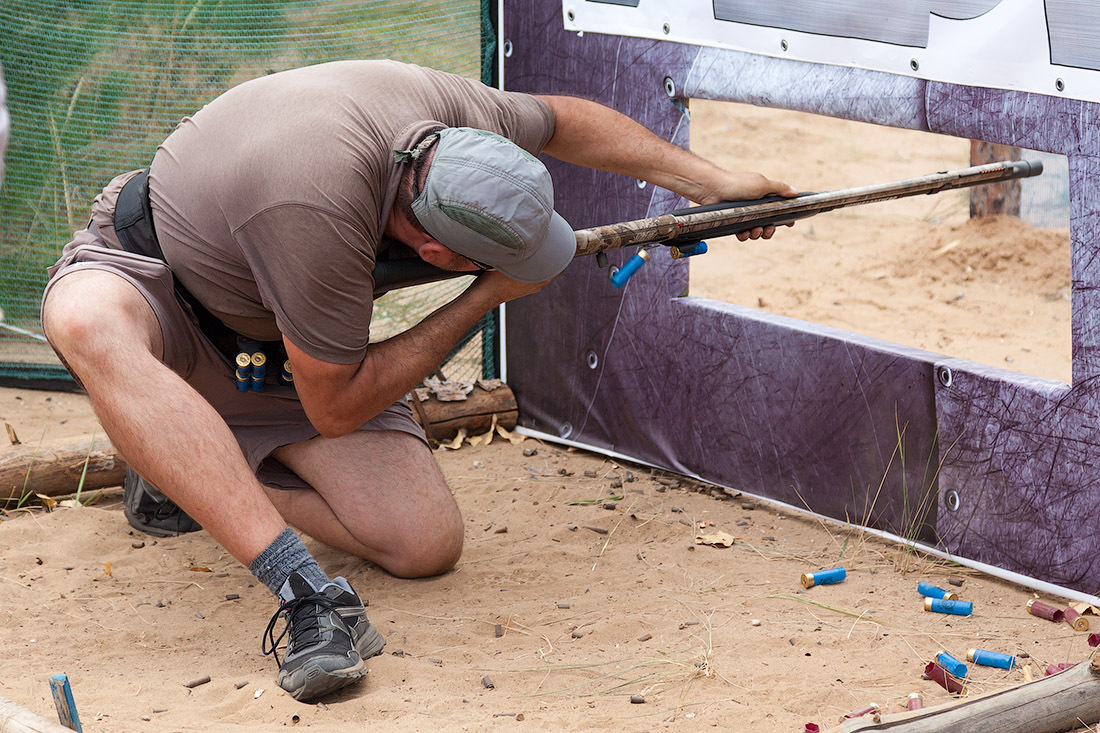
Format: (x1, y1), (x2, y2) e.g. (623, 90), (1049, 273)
(0, 694), (77, 733)
(0, 436), (126, 502)
(970, 141), (1022, 218)
(830, 654), (1100, 733)
(409, 383), (518, 445)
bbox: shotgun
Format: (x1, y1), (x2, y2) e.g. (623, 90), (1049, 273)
(372, 159), (1042, 296)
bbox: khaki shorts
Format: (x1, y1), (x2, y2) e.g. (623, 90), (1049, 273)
(44, 172), (427, 491)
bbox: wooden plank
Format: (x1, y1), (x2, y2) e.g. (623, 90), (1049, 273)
(829, 654), (1100, 732)
(0, 695), (78, 733)
(46, 676), (80, 733)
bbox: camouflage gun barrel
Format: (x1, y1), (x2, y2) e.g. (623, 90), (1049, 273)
(572, 159), (1043, 257)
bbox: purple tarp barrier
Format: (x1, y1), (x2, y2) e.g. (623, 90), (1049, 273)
(504, 3), (1100, 595)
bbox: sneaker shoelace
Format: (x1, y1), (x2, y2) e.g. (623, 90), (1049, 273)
(262, 591), (350, 667)
(151, 499), (182, 522)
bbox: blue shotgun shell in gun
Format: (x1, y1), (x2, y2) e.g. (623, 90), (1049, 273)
(917, 581), (959, 601)
(925, 597), (973, 615)
(669, 242), (708, 259)
(611, 242), (710, 288)
(800, 567), (846, 589)
(610, 248), (650, 288)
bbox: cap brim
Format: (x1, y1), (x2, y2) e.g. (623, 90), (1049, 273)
(494, 211), (576, 283)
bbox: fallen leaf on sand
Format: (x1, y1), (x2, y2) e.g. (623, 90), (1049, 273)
(695, 532), (736, 548)
(438, 429), (468, 451)
(467, 415), (499, 448)
(495, 423), (526, 445)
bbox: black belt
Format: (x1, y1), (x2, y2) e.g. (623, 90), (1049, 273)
(114, 170), (248, 362)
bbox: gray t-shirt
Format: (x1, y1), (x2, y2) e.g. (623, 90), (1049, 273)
(149, 60), (554, 364)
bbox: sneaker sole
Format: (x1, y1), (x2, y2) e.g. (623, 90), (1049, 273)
(279, 657), (367, 702)
(355, 620), (387, 660)
(122, 506), (190, 538)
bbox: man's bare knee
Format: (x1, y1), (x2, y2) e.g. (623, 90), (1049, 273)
(381, 522), (464, 579)
(42, 271), (161, 365)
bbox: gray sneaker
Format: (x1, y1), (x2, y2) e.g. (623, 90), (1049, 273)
(262, 571), (386, 701)
(122, 467), (202, 537)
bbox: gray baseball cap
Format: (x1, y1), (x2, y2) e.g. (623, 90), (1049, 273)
(408, 127), (575, 283)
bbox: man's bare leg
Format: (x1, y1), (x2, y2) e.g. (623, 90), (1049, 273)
(42, 269), (379, 700)
(42, 270), (286, 563)
(266, 430), (463, 579)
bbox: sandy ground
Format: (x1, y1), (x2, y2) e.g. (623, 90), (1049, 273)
(0, 105), (1089, 732)
(689, 100), (1072, 385)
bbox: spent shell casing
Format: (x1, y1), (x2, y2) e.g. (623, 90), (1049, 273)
(967, 648), (1015, 669)
(1063, 607), (1089, 631)
(924, 661), (966, 694)
(924, 597), (973, 615)
(840, 703), (879, 722)
(800, 566), (846, 589)
(1026, 599), (1064, 622)
(936, 651), (967, 678)
(907, 692), (923, 711)
(917, 581), (958, 601)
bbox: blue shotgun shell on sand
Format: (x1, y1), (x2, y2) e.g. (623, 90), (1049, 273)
(925, 597), (973, 615)
(967, 648), (1015, 669)
(917, 581), (959, 601)
(936, 651), (968, 678)
(800, 567), (846, 589)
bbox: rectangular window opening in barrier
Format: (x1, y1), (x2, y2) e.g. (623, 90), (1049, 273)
(686, 99), (1071, 384)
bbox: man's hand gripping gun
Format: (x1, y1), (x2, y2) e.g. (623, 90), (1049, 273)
(371, 159), (1042, 296)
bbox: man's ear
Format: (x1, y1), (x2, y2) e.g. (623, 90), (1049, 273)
(417, 241), (452, 268)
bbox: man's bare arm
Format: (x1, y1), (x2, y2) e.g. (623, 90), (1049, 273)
(286, 272), (545, 438)
(535, 94), (796, 207)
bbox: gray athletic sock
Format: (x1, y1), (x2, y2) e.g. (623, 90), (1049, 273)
(248, 526), (330, 599)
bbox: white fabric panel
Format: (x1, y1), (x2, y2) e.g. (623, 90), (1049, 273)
(567, 0), (1100, 103)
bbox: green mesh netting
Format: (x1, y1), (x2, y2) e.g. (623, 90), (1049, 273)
(0, 0), (498, 384)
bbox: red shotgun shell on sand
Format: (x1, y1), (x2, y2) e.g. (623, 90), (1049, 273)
(924, 661), (966, 694)
(907, 692), (923, 710)
(1063, 607), (1089, 631)
(1046, 662), (1073, 676)
(1027, 599), (1064, 622)
(840, 702), (880, 722)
